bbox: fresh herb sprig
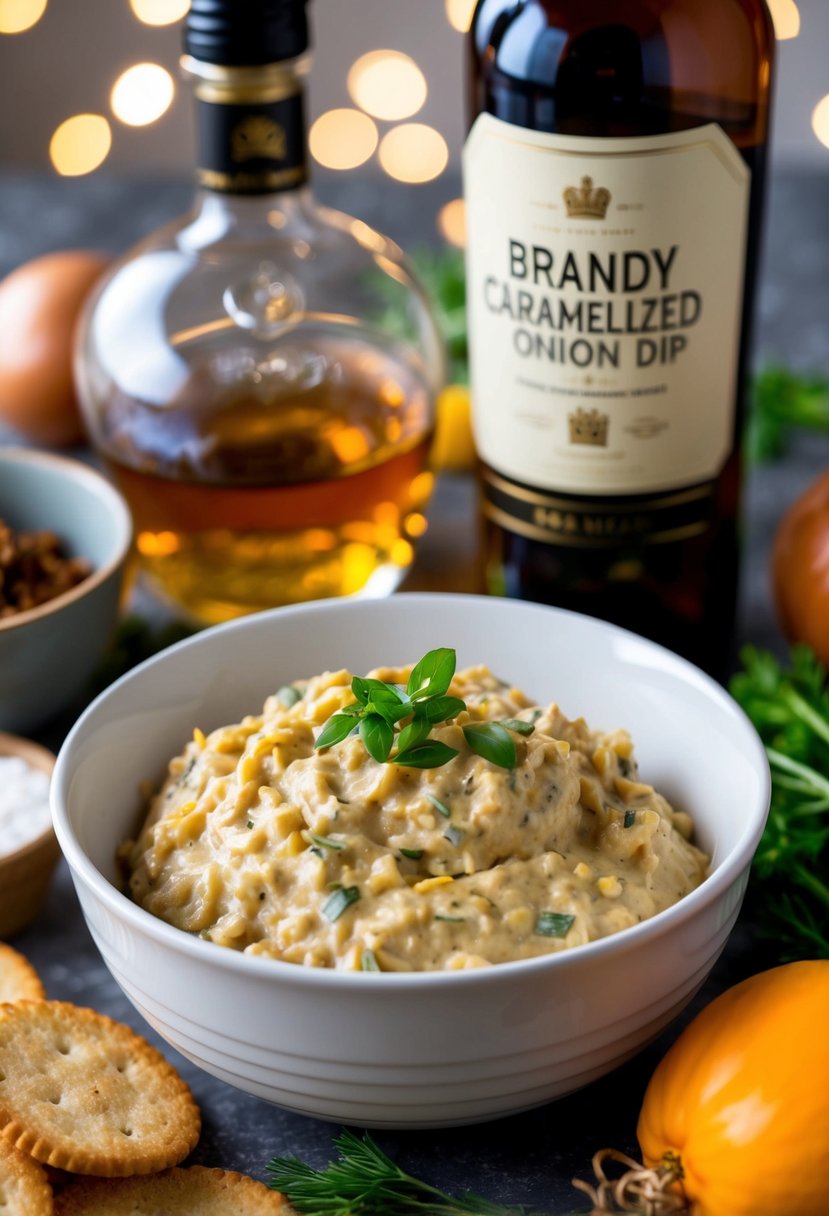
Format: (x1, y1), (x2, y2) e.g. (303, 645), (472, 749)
(314, 649), (532, 771)
(267, 1129), (553, 1216)
(730, 644), (829, 958)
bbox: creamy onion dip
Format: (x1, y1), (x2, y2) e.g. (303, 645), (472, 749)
(125, 665), (709, 971)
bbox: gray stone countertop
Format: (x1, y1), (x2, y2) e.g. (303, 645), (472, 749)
(2, 166), (829, 1210)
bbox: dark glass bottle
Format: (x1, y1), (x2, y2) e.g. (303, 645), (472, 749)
(464, 0), (774, 676)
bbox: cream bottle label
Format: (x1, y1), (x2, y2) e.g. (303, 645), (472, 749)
(463, 117), (750, 498)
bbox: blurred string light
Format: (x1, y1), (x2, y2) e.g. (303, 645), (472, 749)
(379, 124), (449, 184)
(347, 50), (427, 121)
(767, 0), (800, 39)
(0, 0), (46, 34)
(812, 95), (829, 149)
(438, 199), (467, 248)
(129, 0), (189, 25)
(445, 0), (477, 34)
(310, 109), (378, 171)
(111, 63), (175, 126)
(50, 114), (111, 176)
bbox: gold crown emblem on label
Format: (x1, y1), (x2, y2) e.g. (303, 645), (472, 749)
(569, 408), (610, 447)
(563, 176), (611, 220)
(231, 116), (287, 163)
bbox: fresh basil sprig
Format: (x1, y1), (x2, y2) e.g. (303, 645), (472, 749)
(314, 649), (533, 771)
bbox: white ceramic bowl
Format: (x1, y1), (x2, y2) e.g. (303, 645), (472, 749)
(52, 595), (769, 1128)
(0, 447), (132, 733)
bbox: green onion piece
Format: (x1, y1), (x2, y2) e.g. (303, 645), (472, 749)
(534, 911), (575, 938)
(426, 793), (451, 818)
(435, 914), (465, 923)
(303, 831), (345, 851)
(246, 820), (254, 829)
(322, 886), (360, 923)
(361, 949), (380, 972)
(624, 810), (636, 829)
(499, 718), (535, 736)
(400, 847), (424, 860)
(443, 825), (464, 847)
(276, 685), (302, 708)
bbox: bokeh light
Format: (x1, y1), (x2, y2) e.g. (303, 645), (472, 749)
(310, 109), (379, 171)
(445, 0), (477, 34)
(111, 63), (175, 127)
(0, 0), (47, 34)
(347, 50), (428, 122)
(50, 115), (112, 177)
(129, 0), (189, 25)
(438, 198), (467, 248)
(379, 124), (449, 185)
(812, 95), (829, 149)
(767, 0), (800, 39)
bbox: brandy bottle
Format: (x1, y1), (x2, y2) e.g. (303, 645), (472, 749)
(464, 0), (774, 676)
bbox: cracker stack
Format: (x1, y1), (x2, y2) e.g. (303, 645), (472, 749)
(0, 943), (290, 1215)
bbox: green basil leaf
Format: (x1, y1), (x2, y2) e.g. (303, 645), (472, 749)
(367, 697), (412, 726)
(275, 685), (302, 708)
(463, 722), (517, 770)
(315, 714), (360, 750)
(407, 648), (457, 701)
(396, 716), (432, 753)
(420, 695), (466, 724)
(499, 718), (535, 737)
(392, 741), (459, 769)
(360, 714), (394, 763)
(534, 911), (575, 938)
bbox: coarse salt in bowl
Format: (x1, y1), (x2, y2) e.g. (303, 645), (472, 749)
(52, 595), (770, 1127)
(0, 734), (59, 938)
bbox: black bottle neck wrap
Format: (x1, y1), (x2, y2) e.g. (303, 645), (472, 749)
(188, 60), (309, 196)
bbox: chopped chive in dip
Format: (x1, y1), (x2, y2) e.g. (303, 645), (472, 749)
(427, 793), (451, 818)
(400, 847), (424, 861)
(534, 911), (575, 938)
(276, 685), (302, 708)
(624, 810), (637, 829)
(303, 830), (345, 851)
(361, 949), (380, 972)
(443, 825), (464, 848)
(246, 820), (254, 829)
(435, 914), (465, 923)
(322, 886), (360, 923)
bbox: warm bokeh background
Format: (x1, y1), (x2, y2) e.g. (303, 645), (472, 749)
(0, 0), (824, 247)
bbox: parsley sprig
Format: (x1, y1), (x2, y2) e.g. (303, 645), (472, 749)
(314, 649), (532, 771)
(730, 645), (829, 958)
(267, 1129), (553, 1215)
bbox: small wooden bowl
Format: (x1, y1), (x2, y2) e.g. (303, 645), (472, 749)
(0, 733), (60, 940)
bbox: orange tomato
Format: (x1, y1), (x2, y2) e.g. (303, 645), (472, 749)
(0, 250), (108, 447)
(637, 961), (829, 1216)
(772, 469), (829, 666)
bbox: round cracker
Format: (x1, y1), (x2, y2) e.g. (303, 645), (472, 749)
(0, 943), (45, 1003)
(53, 1166), (290, 1214)
(0, 1001), (200, 1176)
(0, 1136), (53, 1215)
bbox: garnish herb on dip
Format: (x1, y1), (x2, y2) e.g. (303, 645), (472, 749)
(124, 650), (708, 971)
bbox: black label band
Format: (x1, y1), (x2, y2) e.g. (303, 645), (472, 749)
(196, 91), (308, 195)
(482, 467), (715, 548)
